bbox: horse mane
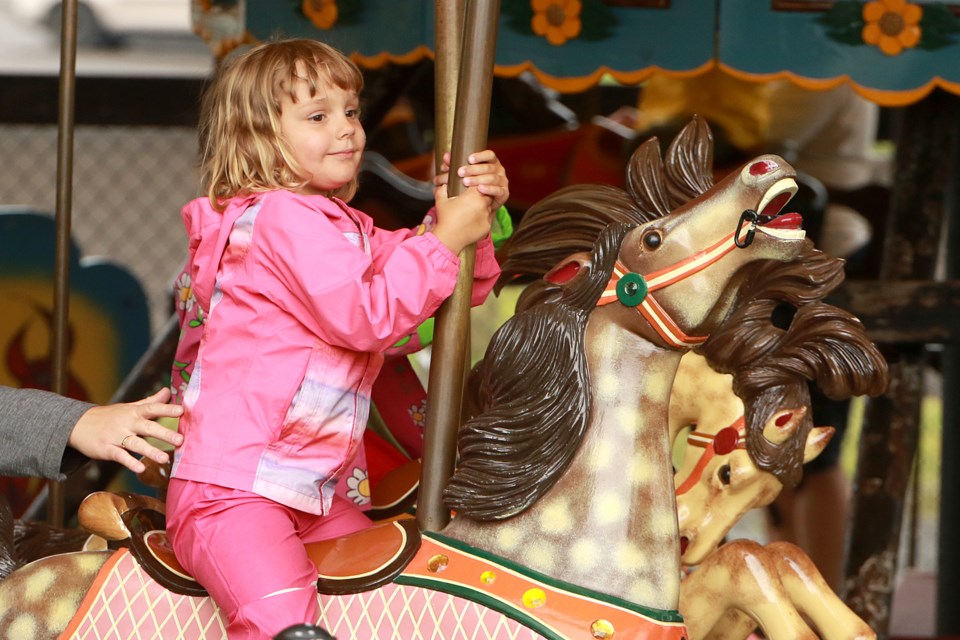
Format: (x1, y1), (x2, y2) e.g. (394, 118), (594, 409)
(445, 223), (634, 520)
(698, 241), (889, 486)
(495, 116), (714, 291)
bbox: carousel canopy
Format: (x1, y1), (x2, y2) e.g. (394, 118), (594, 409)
(193, 0), (960, 105)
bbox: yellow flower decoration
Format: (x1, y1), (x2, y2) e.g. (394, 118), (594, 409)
(345, 467), (370, 505)
(302, 0), (339, 30)
(862, 0), (922, 56)
(531, 0), (581, 47)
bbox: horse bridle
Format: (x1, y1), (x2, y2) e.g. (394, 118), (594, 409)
(596, 213), (758, 349)
(674, 418), (747, 496)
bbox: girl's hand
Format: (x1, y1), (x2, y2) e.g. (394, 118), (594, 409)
(68, 388), (185, 474)
(434, 149), (509, 213)
(432, 183), (494, 256)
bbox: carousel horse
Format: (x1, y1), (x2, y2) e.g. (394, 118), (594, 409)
(0, 117), (807, 639)
(504, 252), (884, 640)
(669, 300), (885, 640)
(495, 118), (887, 639)
(670, 258), (888, 568)
(670, 349), (880, 640)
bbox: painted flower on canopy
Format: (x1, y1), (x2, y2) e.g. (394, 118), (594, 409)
(862, 0), (922, 55)
(531, 0), (582, 46)
(302, 0), (338, 30)
(345, 467), (371, 505)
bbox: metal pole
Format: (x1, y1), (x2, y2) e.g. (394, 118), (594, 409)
(418, 0), (500, 532)
(48, 0), (80, 528)
(432, 0), (464, 175)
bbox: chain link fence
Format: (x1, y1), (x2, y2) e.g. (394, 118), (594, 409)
(0, 123), (199, 334)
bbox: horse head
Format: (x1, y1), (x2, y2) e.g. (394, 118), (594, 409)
(499, 117), (807, 350)
(617, 153), (804, 341)
(669, 353), (834, 565)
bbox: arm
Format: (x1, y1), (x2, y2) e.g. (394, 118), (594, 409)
(0, 386), (183, 480)
(0, 385), (92, 479)
(363, 207), (499, 309)
(258, 193), (463, 353)
(363, 148), (507, 308)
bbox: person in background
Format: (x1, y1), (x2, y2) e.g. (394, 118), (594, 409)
(762, 79), (885, 591)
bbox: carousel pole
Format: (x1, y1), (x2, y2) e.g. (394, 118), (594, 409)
(48, 0), (80, 528)
(418, 0), (500, 533)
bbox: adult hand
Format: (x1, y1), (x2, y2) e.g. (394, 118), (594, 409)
(68, 388), (184, 474)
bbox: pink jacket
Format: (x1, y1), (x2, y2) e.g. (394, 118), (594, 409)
(171, 190), (499, 515)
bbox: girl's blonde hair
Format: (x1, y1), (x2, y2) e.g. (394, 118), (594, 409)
(199, 38), (364, 208)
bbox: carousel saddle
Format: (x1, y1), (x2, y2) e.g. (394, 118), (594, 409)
(79, 491), (422, 597)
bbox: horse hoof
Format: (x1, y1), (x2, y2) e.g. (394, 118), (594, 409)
(274, 624), (336, 640)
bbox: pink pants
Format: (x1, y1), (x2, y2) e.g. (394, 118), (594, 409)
(166, 478), (372, 640)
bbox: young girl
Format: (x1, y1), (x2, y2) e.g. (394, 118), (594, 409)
(166, 38), (508, 639)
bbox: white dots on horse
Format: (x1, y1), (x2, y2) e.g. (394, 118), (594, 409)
(49, 596), (81, 632)
(640, 372), (672, 405)
(628, 581), (659, 606)
(591, 326), (621, 359)
(595, 372), (620, 401)
(538, 497), (574, 535)
(569, 538), (601, 572)
(614, 406), (642, 436)
(496, 525), (522, 552)
(614, 540), (647, 569)
(590, 492), (626, 526)
(23, 567), (56, 602)
(628, 451), (655, 486)
(649, 510), (681, 537)
(6, 614), (37, 640)
(585, 439), (615, 469)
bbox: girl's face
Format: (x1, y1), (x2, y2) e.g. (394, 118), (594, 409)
(279, 74), (365, 196)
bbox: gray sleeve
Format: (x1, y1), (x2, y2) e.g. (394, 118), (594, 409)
(0, 386), (95, 480)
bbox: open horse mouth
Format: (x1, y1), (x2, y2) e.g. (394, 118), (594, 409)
(755, 178), (804, 237)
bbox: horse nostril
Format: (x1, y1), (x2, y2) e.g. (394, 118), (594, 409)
(749, 160), (778, 176)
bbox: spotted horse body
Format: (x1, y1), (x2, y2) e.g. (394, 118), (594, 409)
(0, 117), (807, 639)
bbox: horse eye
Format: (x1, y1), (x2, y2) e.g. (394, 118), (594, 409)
(643, 231), (662, 249)
(718, 464), (732, 485)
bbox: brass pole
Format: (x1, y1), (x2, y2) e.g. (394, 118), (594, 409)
(49, 0), (80, 528)
(432, 0), (464, 174)
(418, 0), (500, 533)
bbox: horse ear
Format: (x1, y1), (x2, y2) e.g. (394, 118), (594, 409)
(761, 406), (809, 444)
(544, 252), (592, 285)
(801, 426), (836, 463)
